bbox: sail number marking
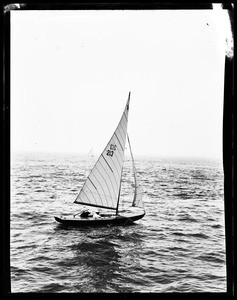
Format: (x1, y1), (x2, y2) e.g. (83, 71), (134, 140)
(107, 150), (114, 156)
(110, 144), (116, 151)
(106, 144), (117, 157)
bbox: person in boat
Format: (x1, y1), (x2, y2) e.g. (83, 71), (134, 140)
(93, 211), (101, 219)
(80, 209), (100, 218)
(80, 209), (92, 218)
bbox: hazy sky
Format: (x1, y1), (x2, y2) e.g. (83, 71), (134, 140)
(11, 7), (231, 159)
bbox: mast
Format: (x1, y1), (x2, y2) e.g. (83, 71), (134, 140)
(116, 167), (123, 215)
(116, 92), (130, 215)
(74, 92), (131, 211)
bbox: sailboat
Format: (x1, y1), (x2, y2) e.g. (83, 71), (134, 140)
(55, 92), (145, 226)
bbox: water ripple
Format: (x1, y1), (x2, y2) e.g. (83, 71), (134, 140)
(10, 153), (226, 292)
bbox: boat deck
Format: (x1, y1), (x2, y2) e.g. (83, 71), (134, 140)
(55, 212), (145, 227)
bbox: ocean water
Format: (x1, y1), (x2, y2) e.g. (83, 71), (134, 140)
(10, 152), (226, 293)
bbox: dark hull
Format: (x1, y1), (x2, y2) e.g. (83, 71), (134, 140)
(54, 213), (145, 227)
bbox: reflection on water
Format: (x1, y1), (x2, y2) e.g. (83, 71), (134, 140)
(55, 226), (144, 292)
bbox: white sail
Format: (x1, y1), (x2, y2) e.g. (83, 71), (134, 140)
(127, 135), (144, 208)
(74, 93), (131, 210)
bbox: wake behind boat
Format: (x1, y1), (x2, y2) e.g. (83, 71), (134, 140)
(54, 92), (145, 227)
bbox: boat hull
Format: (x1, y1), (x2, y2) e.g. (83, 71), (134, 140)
(54, 213), (145, 227)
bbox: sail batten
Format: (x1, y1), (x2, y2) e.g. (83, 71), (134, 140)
(101, 155), (114, 173)
(74, 93), (130, 210)
(115, 132), (124, 152)
(97, 160), (118, 197)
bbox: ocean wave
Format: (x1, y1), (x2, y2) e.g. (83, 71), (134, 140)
(10, 153), (225, 293)
(211, 224), (222, 229)
(188, 233), (209, 239)
(178, 214), (198, 223)
(173, 193), (192, 199)
(167, 246), (191, 252)
(196, 254), (225, 264)
(172, 232), (209, 239)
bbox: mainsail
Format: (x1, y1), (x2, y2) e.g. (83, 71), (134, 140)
(127, 135), (143, 208)
(74, 93), (131, 210)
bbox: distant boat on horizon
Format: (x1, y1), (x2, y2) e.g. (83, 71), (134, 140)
(88, 147), (95, 158)
(55, 92), (145, 227)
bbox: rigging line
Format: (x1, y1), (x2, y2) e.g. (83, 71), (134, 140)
(98, 159), (118, 199)
(127, 134), (137, 205)
(90, 170), (111, 207)
(127, 134), (135, 163)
